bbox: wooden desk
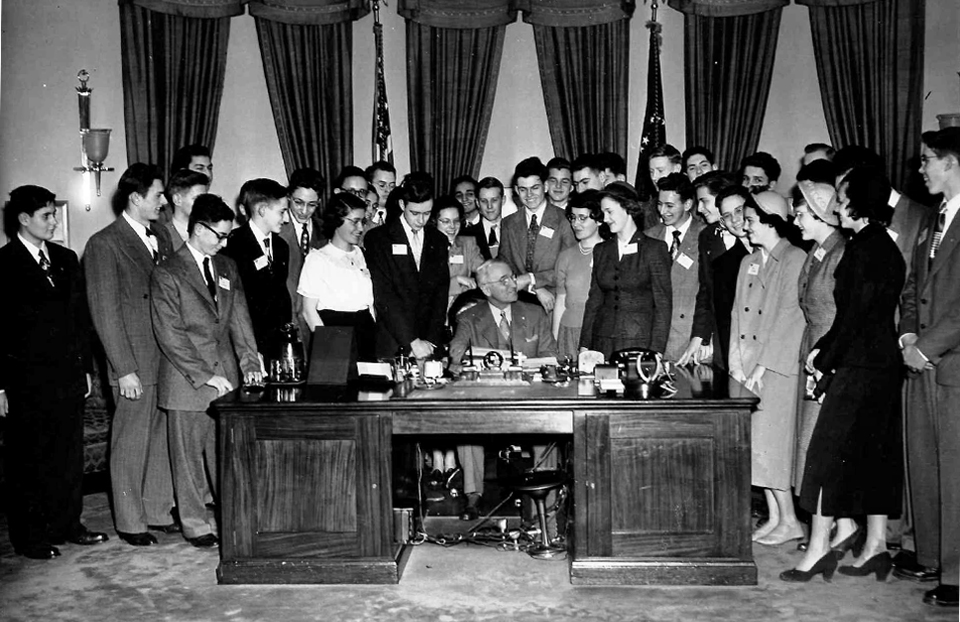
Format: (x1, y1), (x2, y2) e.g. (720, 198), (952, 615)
(213, 368), (759, 586)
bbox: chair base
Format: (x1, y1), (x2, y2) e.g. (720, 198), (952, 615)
(529, 543), (567, 560)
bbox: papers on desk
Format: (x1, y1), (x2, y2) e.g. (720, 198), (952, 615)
(466, 347), (558, 370)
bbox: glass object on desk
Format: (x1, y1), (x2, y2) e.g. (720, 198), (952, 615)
(268, 323), (305, 383)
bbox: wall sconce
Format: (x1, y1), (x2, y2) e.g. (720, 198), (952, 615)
(73, 70), (114, 210)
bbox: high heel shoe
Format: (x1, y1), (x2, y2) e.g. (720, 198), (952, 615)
(830, 527), (865, 560)
(838, 552), (893, 581)
(779, 552), (839, 583)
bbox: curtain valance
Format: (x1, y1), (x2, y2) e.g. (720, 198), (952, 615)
(795, 0), (876, 6)
(667, 0), (788, 17)
(121, 0), (369, 23)
(398, 0), (517, 29)
(120, 0), (246, 19)
(518, 0), (634, 27)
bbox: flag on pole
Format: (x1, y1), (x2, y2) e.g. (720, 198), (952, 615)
(372, 0), (393, 164)
(634, 3), (665, 195)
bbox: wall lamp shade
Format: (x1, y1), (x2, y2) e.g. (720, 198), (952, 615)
(74, 128), (114, 205)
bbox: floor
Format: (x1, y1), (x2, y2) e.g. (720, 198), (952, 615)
(0, 492), (955, 622)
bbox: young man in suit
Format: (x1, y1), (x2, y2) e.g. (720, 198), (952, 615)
(170, 144), (213, 185)
(452, 174), (480, 227)
(461, 176), (505, 260)
(899, 127), (960, 608)
(151, 194), (262, 547)
(545, 157), (573, 210)
(366, 160), (396, 226)
(448, 259), (559, 519)
(0, 185), (108, 559)
(279, 168), (326, 338)
(645, 172), (705, 362)
(365, 171), (449, 359)
(221, 178), (292, 360)
(85, 163), (177, 546)
(682, 146), (719, 182)
(164, 169), (209, 251)
(571, 153), (607, 195)
(499, 157), (576, 313)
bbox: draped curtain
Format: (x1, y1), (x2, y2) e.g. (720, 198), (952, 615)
(400, 0), (512, 190)
(798, 0), (924, 191)
(668, 0), (786, 172)
(252, 0), (367, 184)
(119, 0), (241, 173)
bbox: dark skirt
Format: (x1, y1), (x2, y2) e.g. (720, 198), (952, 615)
(318, 309), (377, 362)
(799, 366), (902, 517)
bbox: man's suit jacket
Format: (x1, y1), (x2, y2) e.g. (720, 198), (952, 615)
(889, 192), (931, 289)
(278, 218), (325, 326)
(0, 239), (90, 399)
(691, 222), (728, 345)
(711, 238), (750, 369)
(150, 245), (260, 411)
(84, 215), (173, 386)
(163, 221), (187, 252)
(498, 204), (575, 291)
(645, 218), (706, 361)
(462, 220), (497, 261)
(580, 230), (672, 355)
(364, 218), (449, 358)
(901, 205), (960, 386)
(221, 222), (292, 354)
(449, 301), (558, 369)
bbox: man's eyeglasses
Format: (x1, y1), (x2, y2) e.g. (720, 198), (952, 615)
(291, 197), (320, 211)
(483, 274), (517, 287)
(199, 221), (230, 241)
(341, 187), (367, 198)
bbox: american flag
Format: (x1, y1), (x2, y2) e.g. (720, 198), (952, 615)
(372, 0), (393, 164)
(634, 13), (665, 193)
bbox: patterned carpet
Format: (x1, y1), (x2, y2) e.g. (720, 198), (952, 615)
(0, 492), (954, 622)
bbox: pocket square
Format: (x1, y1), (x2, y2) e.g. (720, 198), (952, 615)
(525, 335), (539, 342)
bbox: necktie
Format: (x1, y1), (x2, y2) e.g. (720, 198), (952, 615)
(38, 249), (55, 287)
(412, 230), (422, 270)
(488, 225), (498, 247)
(264, 237), (272, 265)
(930, 203), (947, 265)
(670, 230), (681, 261)
(525, 213), (539, 273)
(498, 312), (511, 348)
(203, 257), (218, 304)
(145, 229), (159, 263)
(300, 223), (309, 256)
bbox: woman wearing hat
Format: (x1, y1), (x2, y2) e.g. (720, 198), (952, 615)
(728, 190), (806, 546)
(791, 181), (847, 550)
(782, 166), (905, 583)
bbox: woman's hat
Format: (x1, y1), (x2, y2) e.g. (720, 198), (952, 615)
(797, 180), (839, 226)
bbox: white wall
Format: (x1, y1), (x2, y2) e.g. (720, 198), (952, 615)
(2, 0), (958, 251)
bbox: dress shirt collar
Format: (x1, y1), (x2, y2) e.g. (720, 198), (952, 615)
(941, 193), (960, 235)
(122, 210), (156, 253)
(466, 212), (480, 227)
(666, 214), (693, 243)
(524, 200), (547, 228)
(248, 219), (271, 255)
(487, 301), (512, 325)
(185, 241), (213, 281)
(482, 217), (501, 237)
(888, 189), (901, 208)
(399, 214), (421, 247)
(17, 233), (48, 264)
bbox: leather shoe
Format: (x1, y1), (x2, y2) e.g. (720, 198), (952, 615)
(148, 523), (182, 534)
(892, 550), (940, 582)
(923, 585), (959, 607)
(16, 543), (61, 560)
(459, 493), (481, 521)
(51, 528), (109, 546)
(118, 531), (158, 546)
(187, 533), (219, 548)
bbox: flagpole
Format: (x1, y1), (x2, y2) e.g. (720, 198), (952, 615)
(372, 0), (394, 164)
(633, 0), (666, 197)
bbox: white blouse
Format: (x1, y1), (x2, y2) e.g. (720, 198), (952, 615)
(297, 244), (374, 313)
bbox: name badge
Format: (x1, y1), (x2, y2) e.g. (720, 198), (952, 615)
(254, 256), (269, 270)
(887, 228), (899, 243)
(450, 254), (464, 265)
(621, 243), (638, 256)
(917, 228), (928, 246)
(814, 247), (826, 262)
(218, 277), (231, 291)
(677, 253), (694, 270)
(747, 263), (760, 276)
(539, 226), (555, 239)
(392, 244), (408, 256)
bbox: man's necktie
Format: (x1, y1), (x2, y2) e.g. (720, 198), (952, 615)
(264, 237), (273, 265)
(488, 225), (498, 247)
(38, 249), (55, 287)
(525, 214), (539, 273)
(145, 229), (159, 263)
(203, 257), (218, 304)
(300, 223), (309, 257)
(498, 313), (511, 349)
(930, 203), (947, 266)
(412, 230), (422, 270)
(670, 230), (681, 261)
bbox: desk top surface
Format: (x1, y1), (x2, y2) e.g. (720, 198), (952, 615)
(213, 365), (759, 413)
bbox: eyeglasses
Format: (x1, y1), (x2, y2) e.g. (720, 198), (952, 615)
(198, 221), (230, 241)
(567, 214), (593, 223)
(343, 216), (368, 227)
(341, 187), (367, 198)
(483, 274), (516, 287)
(291, 197), (320, 211)
(920, 155), (942, 165)
(720, 207), (744, 223)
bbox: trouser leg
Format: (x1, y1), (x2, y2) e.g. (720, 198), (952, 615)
(905, 373), (940, 569)
(457, 444), (484, 496)
(168, 409), (216, 539)
(937, 385), (960, 583)
(44, 396), (85, 539)
(142, 401), (175, 525)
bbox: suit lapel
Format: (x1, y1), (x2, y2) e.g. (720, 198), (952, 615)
(929, 207), (960, 281)
(175, 247), (219, 313)
(116, 216), (157, 271)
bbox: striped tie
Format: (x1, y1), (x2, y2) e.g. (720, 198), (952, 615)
(930, 204), (947, 265)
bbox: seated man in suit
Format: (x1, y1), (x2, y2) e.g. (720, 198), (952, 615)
(151, 194), (262, 547)
(164, 170), (209, 251)
(646, 172), (706, 362)
(222, 178), (292, 362)
(448, 259), (559, 520)
(499, 157), (576, 313)
(0, 185), (108, 559)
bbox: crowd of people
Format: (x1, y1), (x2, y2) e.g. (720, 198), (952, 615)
(1, 129), (959, 608)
